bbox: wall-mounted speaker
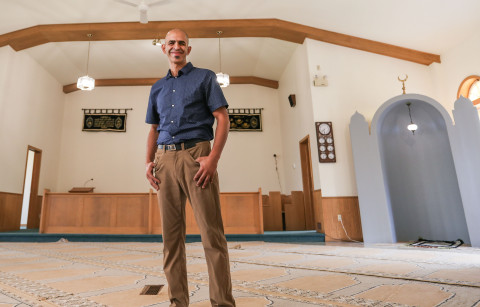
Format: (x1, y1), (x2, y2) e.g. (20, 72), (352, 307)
(288, 94), (296, 107)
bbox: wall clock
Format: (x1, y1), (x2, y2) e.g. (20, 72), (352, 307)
(315, 121), (336, 163)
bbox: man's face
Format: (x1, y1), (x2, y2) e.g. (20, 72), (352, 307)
(162, 30), (191, 65)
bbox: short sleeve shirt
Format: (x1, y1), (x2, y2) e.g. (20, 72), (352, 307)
(145, 62), (228, 145)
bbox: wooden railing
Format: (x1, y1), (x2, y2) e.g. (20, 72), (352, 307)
(262, 191), (308, 231)
(39, 188), (264, 234)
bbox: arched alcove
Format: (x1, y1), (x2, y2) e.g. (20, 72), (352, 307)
(350, 94), (480, 246)
(376, 99), (469, 242)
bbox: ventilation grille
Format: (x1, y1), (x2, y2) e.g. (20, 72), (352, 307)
(140, 285), (164, 295)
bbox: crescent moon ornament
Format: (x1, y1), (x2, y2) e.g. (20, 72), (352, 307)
(398, 74), (408, 94)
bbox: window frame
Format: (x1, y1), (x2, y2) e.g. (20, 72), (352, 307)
(457, 75), (480, 105)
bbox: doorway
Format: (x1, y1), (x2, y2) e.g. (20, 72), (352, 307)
(21, 146), (42, 229)
(299, 135), (315, 230)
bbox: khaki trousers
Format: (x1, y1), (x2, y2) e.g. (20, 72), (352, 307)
(154, 141), (235, 307)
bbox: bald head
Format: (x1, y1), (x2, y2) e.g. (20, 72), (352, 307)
(165, 28), (190, 45)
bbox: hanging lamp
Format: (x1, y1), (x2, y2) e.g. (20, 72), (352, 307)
(216, 31), (229, 87)
(406, 102), (418, 134)
(77, 34), (95, 91)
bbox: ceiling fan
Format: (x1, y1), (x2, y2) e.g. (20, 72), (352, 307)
(114, 0), (170, 24)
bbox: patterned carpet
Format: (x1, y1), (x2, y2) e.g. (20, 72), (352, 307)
(0, 241), (479, 306)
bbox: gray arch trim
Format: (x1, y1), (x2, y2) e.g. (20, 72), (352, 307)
(371, 94), (454, 138)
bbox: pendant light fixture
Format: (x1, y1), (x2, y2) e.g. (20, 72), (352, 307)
(77, 33), (95, 91)
(152, 31), (163, 46)
(406, 102), (418, 134)
(216, 31), (229, 87)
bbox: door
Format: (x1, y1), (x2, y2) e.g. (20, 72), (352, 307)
(21, 146), (42, 229)
(299, 135), (315, 230)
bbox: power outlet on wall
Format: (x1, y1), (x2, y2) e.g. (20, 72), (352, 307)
(337, 214), (342, 222)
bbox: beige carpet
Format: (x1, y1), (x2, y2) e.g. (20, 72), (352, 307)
(0, 241), (479, 306)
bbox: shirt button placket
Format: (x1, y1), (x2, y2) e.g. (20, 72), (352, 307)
(172, 82), (176, 142)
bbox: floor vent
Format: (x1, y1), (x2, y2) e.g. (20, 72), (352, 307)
(140, 285), (164, 295)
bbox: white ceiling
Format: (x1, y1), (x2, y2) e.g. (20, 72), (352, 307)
(2, 0), (480, 85)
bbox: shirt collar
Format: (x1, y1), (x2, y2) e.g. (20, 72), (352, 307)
(166, 62), (194, 79)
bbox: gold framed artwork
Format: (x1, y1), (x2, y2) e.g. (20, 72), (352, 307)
(228, 108), (263, 131)
(82, 108), (132, 132)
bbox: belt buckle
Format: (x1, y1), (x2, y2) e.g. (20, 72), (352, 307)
(166, 144), (176, 151)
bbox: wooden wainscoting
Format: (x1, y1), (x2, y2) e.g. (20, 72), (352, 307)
(262, 191), (283, 231)
(322, 196), (363, 242)
(0, 192), (23, 231)
(41, 189), (264, 235)
(313, 189), (324, 233)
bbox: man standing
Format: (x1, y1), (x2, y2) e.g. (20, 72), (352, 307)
(145, 29), (235, 307)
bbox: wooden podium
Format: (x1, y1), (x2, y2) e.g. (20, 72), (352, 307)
(68, 187), (95, 193)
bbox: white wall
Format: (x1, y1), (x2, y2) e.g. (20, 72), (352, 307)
(0, 46), (64, 194)
(277, 43), (320, 194)
(430, 31), (480, 114)
(56, 84), (285, 193)
(220, 85), (285, 193)
(56, 86), (152, 193)
(304, 39), (435, 196)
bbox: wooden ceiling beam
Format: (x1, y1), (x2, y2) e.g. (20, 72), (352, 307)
(63, 76), (279, 93)
(230, 76), (279, 89)
(0, 19), (440, 65)
(294, 21), (440, 65)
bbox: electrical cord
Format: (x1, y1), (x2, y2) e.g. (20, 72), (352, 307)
(323, 218), (362, 243)
(339, 218), (362, 243)
(273, 154), (282, 193)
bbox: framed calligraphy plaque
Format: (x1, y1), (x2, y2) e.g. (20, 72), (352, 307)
(228, 108), (263, 131)
(82, 108), (132, 132)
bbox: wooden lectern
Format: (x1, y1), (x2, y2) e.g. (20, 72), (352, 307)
(68, 187), (95, 193)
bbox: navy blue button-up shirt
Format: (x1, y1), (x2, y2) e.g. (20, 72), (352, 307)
(146, 62), (228, 145)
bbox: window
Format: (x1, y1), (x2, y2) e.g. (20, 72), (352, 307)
(457, 75), (480, 106)
(468, 80), (480, 103)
